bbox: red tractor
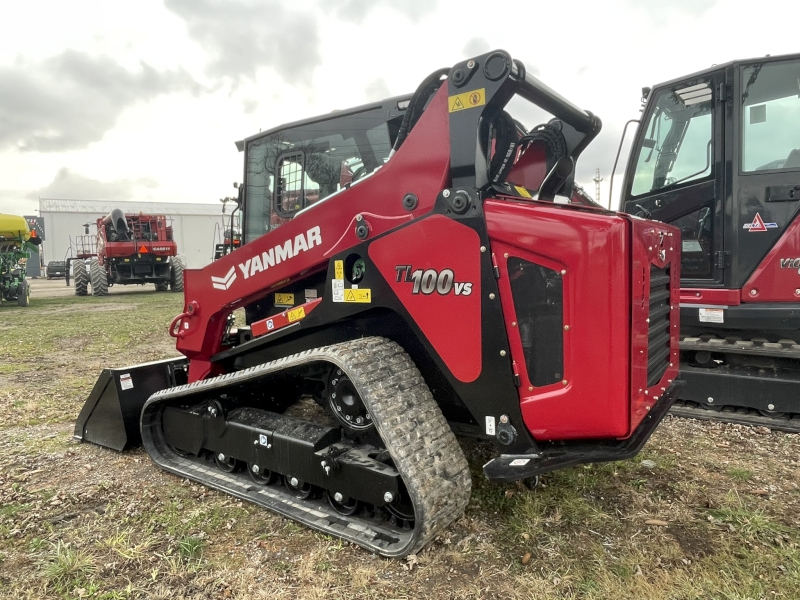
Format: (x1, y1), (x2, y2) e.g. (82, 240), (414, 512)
(68, 209), (184, 295)
(76, 51), (682, 557)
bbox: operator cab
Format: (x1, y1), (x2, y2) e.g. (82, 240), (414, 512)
(237, 97), (410, 244)
(621, 53), (800, 290)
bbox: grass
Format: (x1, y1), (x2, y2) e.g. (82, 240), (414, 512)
(1, 285), (800, 599)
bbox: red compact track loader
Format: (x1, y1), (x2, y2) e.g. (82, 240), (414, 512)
(618, 52), (800, 431)
(75, 51), (682, 557)
(67, 210), (184, 295)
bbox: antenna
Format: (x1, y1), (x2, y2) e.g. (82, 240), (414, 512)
(593, 168), (603, 206)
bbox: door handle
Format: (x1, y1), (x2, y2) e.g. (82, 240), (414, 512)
(766, 185), (800, 202)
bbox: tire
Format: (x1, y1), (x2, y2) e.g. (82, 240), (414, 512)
(17, 280), (30, 307)
(73, 261), (89, 296)
(155, 281), (169, 292)
(170, 257), (184, 292)
(90, 259), (108, 296)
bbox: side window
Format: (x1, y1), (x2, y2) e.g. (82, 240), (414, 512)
(741, 59), (800, 172)
(631, 82), (713, 197)
(274, 152), (305, 218)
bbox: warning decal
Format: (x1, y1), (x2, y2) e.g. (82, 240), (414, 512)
(138, 245), (148, 253)
(344, 289), (371, 303)
(743, 213), (778, 232)
(119, 373), (133, 390)
(334, 260), (344, 280)
(448, 88), (486, 113)
(287, 306), (306, 322)
(275, 292), (294, 307)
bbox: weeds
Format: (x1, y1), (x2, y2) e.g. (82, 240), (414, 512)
(41, 540), (96, 592)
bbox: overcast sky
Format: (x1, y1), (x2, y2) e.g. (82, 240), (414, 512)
(0, 0), (796, 218)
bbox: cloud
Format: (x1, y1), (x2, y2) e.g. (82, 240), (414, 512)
(165, 0), (322, 85)
(623, 0), (716, 18)
(364, 78), (391, 102)
(462, 38), (490, 59)
(31, 168), (158, 201)
(0, 50), (202, 152)
(326, 0), (437, 23)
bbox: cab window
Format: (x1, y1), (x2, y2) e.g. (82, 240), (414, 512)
(630, 82), (713, 197)
(741, 59), (800, 172)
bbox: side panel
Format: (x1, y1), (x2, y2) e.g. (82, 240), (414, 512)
(485, 201), (632, 440)
(368, 215), (482, 382)
(741, 214), (800, 302)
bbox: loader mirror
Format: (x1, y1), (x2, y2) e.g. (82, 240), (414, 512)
(84, 225), (89, 234)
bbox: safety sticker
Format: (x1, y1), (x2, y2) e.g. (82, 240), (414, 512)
(275, 292), (294, 307)
(699, 308), (724, 323)
(449, 88), (486, 113)
(509, 458), (531, 467)
(334, 259), (344, 280)
(514, 186), (532, 198)
(344, 289), (371, 303)
(138, 245), (148, 253)
(485, 416), (496, 436)
(119, 373), (133, 391)
(287, 306), (306, 323)
(332, 279), (345, 302)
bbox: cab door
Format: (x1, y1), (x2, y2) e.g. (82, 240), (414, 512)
(622, 70), (726, 286)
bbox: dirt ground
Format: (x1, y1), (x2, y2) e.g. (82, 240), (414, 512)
(1, 286), (799, 600)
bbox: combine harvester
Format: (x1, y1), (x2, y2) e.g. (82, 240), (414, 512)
(75, 51), (683, 557)
(618, 52), (800, 431)
(0, 214), (41, 307)
(68, 209), (184, 295)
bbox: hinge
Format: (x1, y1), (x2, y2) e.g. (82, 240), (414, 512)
(715, 251), (730, 269)
(716, 82), (731, 104)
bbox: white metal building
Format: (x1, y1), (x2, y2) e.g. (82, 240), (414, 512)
(38, 199), (229, 269)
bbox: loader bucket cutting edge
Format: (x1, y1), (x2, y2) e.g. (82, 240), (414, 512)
(74, 357), (188, 451)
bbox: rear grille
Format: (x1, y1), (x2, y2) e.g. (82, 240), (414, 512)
(647, 264), (671, 387)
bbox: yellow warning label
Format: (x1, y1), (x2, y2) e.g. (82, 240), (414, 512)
(344, 289), (371, 303)
(334, 260), (344, 280)
(514, 186), (532, 198)
(448, 88), (486, 113)
(287, 306), (306, 323)
(275, 292), (294, 306)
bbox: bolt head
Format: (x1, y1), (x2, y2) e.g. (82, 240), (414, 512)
(707, 397), (714, 404)
(290, 477), (299, 487)
(324, 466), (331, 475)
(467, 60), (475, 69)
(384, 492), (394, 503)
(346, 415), (352, 421)
(331, 392), (336, 399)
(750, 289), (758, 296)
(251, 464), (260, 474)
(356, 416), (363, 424)
(443, 189), (451, 198)
(489, 293), (496, 300)
(331, 378), (338, 386)
(500, 350), (507, 357)
(499, 414), (509, 424)
(334, 492), (344, 502)
(217, 453), (226, 462)
(564, 325), (570, 331)
(480, 246), (486, 252)
(768, 404), (775, 411)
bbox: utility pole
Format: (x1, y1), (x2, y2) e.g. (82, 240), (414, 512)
(593, 168), (603, 206)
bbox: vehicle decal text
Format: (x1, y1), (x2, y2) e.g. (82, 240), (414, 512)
(395, 265), (472, 296)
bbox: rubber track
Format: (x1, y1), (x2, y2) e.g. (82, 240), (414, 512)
(141, 336), (471, 557)
(671, 401), (800, 433)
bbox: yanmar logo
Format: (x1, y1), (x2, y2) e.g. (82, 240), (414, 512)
(211, 267), (237, 290)
(210, 226), (322, 291)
